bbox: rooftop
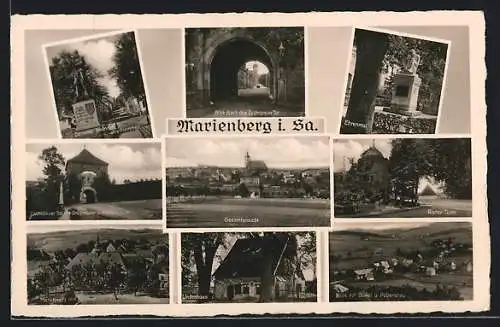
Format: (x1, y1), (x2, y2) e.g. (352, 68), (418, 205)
(213, 236), (288, 279)
(67, 149), (109, 166)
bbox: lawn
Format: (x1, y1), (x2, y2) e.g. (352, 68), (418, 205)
(166, 197), (330, 228)
(67, 199), (162, 220)
(75, 292), (169, 304)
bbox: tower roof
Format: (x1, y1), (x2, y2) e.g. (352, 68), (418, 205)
(361, 146), (384, 158)
(67, 149), (108, 166)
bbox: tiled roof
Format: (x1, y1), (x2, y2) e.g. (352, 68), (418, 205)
(67, 149), (108, 166)
(213, 236), (288, 279)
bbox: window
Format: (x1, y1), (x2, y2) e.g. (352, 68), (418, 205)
(234, 284), (242, 295)
(242, 285), (249, 295)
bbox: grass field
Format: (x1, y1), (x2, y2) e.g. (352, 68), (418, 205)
(67, 199), (162, 220)
(27, 228), (166, 253)
(74, 292), (169, 304)
(166, 197), (331, 228)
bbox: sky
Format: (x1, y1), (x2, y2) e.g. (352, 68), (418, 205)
(45, 31), (137, 98)
(333, 138), (443, 193)
(245, 60), (269, 75)
(165, 136), (330, 169)
(333, 139), (392, 172)
(211, 233), (315, 281)
(25, 142), (161, 184)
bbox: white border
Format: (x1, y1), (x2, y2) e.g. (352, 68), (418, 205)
(326, 219), (475, 306)
(183, 26), (307, 119)
(11, 11), (488, 316)
(338, 26), (452, 135)
(331, 135), (474, 219)
(41, 28), (157, 139)
(25, 138), (163, 224)
(25, 222), (172, 307)
(177, 231), (320, 305)
(335, 27), (356, 134)
(163, 133), (333, 232)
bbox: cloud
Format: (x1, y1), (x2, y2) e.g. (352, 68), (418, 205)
(332, 139), (392, 172)
(49, 35), (121, 98)
(25, 152), (44, 181)
(26, 143), (161, 184)
(165, 137), (330, 168)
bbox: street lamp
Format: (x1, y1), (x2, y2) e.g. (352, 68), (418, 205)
(277, 41), (287, 103)
(278, 42), (285, 57)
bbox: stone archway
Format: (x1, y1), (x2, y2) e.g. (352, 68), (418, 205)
(200, 32), (278, 105)
(80, 186), (97, 204)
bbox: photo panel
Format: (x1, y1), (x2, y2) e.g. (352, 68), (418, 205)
(328, 221), (473, 302)
(43, 30), (154, 139)
(180, 231), (318, 304)
(163, 135), (332, 229)
(184, 27), (306, 118)
(339, 28), (450, 135)
(27, 223), (170, 305)
(25, 140), (162, 221)
(332, 136), (472, 218)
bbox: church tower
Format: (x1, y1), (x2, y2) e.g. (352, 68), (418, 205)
(245, 151), (251, 169)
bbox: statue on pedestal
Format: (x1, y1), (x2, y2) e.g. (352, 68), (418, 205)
(403, 49), (421, 75)
(72, 56), (90, 102)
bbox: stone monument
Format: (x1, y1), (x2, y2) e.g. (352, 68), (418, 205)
(384, 49), (422, 116)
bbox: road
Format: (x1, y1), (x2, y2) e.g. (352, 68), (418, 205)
(187, 88), (305, 118)
(337, 196), (472, 218)
(166, 197), (331, 228)
(63, 199), (162, 220)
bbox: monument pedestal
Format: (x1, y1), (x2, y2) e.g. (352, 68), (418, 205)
(384, 73), (422, 116)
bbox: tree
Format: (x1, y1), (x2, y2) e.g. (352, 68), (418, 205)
(38, 146), (66, 212)
(389, 138), (472, 200)
(65, 171), (81, 204)
(109, 32), (147, 107)
(127, 258), (148, 296)
(389, 139), (433, 205)
(181, 233), (227, 298)
(426, 138), (472, 199)
(107, 263), (125, 300)
(93, 172), (114, 202)
(344, 30), (390, 133)
(49, 50), (110, 118)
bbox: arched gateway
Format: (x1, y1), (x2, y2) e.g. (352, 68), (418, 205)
(185, 28), (305, 114)
(66, 148), (108, 204)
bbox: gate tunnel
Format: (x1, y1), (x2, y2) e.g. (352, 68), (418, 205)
(210, 38), (275, 102)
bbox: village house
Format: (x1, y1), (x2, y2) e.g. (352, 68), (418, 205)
(212, 236), (306, 302)
(64, 237), (168, 288)
(353, 268), (375, 281)
(426, 267), (437, 276)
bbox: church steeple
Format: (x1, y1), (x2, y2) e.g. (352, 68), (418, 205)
(245, 151), (251, 167)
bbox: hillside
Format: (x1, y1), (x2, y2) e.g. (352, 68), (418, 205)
(330, 222), (472, 257)
(27, 228), (166, 253)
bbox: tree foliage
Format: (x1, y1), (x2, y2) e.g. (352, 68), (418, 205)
(49, 50), (110, 117)
(389, 138), (472, 199)
(108, 32), (147, 106)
